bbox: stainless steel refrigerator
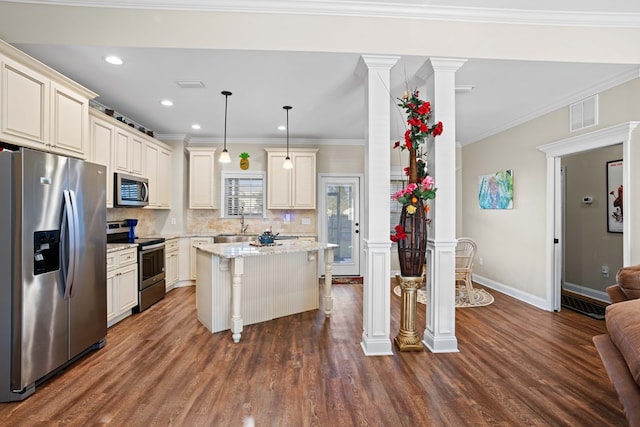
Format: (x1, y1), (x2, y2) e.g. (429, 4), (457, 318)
(0, 147), (107, 402)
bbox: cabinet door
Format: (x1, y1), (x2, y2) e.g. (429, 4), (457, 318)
(189, 150), (216, 209)
(190, 237), (213, 280)
(117, 263), (139, 312)
(114, 129), (131, 174)
(165, 250), (179, 289)
(130, 135), (144, 176)
(89, 115), (115, 207)
(144, 141), (159, 207)
(0, 57), (49, 147)
(158, 148), (172, 208)
(267, 153), (292, 209)
(50, 82), (88, 158)
(292, 153), (316, 208)
(106, 269), (116, 323)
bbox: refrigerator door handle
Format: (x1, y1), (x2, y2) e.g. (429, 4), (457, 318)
(62, 190), (77, 300)
(68, 190), (80, 298)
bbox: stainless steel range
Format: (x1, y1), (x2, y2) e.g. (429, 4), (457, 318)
(106, 221), (166, 312)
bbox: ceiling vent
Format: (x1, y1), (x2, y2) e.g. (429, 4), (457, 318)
(570, 95), (598, 132)
(176, 80), (206, 89)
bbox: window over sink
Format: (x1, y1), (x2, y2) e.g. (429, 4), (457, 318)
(222, 172), (265, 218)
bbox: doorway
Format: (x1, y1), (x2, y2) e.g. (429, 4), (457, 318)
(318, 175), (362, 276)
(538, 122), (635, 312)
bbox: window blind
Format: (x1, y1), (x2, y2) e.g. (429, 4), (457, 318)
(223, 174), (264, 217)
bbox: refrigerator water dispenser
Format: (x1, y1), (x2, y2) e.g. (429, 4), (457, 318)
(33, 230), (60, 275)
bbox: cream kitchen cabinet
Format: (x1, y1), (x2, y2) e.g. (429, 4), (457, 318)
(114, 128), (144, 176)
(106, 247), (138, 327)
(165, 238), (179, 290)
(90, 109), (172, 208)
(0, 40), (95, 158)
(143, 140), (172, 209)
(89, 110), (115, 207)
(190, 237), (214, 280)
(187, 147), (217, 209)
(265, 148), (318, 209)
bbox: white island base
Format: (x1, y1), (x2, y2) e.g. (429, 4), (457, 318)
(196, 241), (335, 343)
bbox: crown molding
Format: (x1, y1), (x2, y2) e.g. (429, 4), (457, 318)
(7, 0), (640, 28)
(463, 66), (640, 146)
(184, 136), (365, 146)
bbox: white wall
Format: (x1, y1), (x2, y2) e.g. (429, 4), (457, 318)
(462, 78), (640, 302)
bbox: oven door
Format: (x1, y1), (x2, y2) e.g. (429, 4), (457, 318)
(139, 243), (165, 290)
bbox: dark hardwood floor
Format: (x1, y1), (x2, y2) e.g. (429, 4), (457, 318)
(0, 282), (626, 426)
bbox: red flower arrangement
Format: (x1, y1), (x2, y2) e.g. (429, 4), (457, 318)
(390, 89), (442, 243)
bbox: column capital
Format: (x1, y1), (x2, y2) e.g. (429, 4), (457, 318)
(416, 58), (467, 81)
(355, 54), (400, 78)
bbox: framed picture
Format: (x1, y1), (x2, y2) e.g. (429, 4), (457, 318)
(607, 159), (623, 233)
(478, 170), (514, 209)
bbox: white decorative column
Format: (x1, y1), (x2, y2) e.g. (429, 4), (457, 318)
(359, 55), (399, 356)
(419, 58), (466, 353)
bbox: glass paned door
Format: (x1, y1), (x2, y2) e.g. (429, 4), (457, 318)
(319, 176), (360, 276)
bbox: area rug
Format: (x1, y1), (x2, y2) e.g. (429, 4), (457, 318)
(392, 284), (494, 308)
(331, 276), (363, 285)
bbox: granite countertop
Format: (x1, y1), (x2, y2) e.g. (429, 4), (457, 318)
(149, 232), (317, 240)
(107, 243), (138, 253)
(196, 240), (337, 259)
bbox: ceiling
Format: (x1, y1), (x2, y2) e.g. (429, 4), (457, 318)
(7, 0), (640, 146)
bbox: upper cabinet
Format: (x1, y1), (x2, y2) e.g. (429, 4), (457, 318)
(265, 148), (318, 209)
(144, 139), (172, 209)
(187, 147), (217, 209)
(89, 108), (172, 209)
(0, 39), (95, 158)
(114, 128), (143, 176)
(89, 110), (115, 207)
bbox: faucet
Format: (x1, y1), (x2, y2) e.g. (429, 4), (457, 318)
(240, 205), (248, 234)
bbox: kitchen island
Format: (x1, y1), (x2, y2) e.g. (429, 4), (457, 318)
(195, 240), (336, 343)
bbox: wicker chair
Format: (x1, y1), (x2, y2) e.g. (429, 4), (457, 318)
(455, 237), (477, 298)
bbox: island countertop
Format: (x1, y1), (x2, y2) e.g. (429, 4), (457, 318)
(197, 240), (337, 259)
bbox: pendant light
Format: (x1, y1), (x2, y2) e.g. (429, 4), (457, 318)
(282, 105), (293, 169)
(219, 90), (232, 163)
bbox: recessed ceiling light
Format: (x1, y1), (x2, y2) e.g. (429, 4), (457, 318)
(105, 55), (123, 65)
(161, 99), (173, 107)
(192, 124), (201, 130)
(277, 125), (286, 131)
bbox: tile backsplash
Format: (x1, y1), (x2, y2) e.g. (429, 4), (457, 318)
(107, 208), (316, 237)
(107, 208), (156, 237)
(187, 209), (316, 236)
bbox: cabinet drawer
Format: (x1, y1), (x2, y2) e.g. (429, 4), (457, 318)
(165, 239), (179, 252)
(116, 248), (137, 267)
(106, 252), (116, 272)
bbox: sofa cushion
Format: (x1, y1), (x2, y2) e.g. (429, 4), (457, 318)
(606, 298), (640, 386)
(616, 266), (640, 300)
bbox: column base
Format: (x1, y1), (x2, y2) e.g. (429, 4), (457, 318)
(394, 275), (424, 352)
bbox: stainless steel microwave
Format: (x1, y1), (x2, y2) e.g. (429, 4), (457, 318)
(114, 173), (149, 207)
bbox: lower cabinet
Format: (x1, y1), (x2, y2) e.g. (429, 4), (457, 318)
(106, 247), (138, 327)
(165, 238), (179, 290)
(190, 237), (213, 280)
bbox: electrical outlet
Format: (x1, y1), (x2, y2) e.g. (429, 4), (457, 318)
(478, 257), (483, 265)
(170, 217), (177, 225)
(301, 217), (311, 225)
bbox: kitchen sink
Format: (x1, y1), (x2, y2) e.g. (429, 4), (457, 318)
(214, 234), (258, 243)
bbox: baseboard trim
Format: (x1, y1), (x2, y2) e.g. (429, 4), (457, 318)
(472, 274), (550, 311)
